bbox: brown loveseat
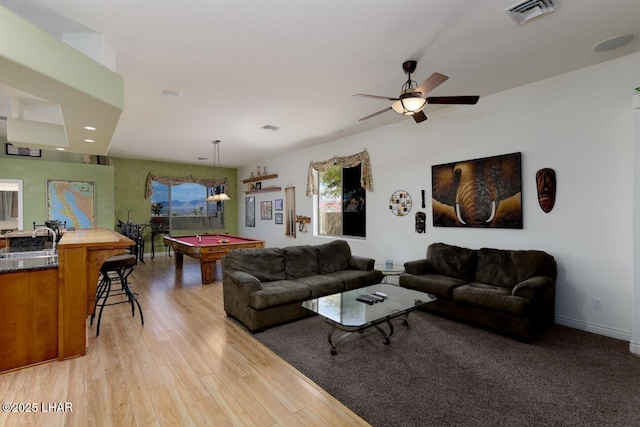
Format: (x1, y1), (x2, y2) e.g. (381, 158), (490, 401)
(222, 240), (383, 332)
(399, 242), (556, 341)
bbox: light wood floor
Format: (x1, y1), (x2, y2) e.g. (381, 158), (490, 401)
(0, 255), (369, 427)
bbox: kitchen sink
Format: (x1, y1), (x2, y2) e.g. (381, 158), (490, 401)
(0, 249), (57, 259)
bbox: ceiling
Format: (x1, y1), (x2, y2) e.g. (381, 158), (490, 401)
(0, 0), (639, 168)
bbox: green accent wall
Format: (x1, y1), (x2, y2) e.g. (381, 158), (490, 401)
(111, 157), (238, 251)
(0, 153), (238, 254)
(0, 156), (115, 229)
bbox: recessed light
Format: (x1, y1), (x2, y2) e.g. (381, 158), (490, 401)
(84, 126), (96, 131)
(162, 90), (183, 98)
(56, 147), (65, 151)
(84, 139), (95, 143)
(593, 35), (633, 52)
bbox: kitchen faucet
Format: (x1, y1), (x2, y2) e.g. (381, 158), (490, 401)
(32, 226), (57, 252)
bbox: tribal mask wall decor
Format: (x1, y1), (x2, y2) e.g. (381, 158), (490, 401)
(432, 152), (522, 228)
(536, 168), (556, 213)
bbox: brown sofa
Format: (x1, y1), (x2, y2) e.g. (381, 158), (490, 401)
(399, 242), (556, 341)
(222, 240), (383, 332)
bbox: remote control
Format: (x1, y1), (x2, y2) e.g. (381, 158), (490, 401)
(356, 296), (374, 305)
(360, 294), (379, 302)
(369, 294), (385, 302)
(373, 291), (388, 298)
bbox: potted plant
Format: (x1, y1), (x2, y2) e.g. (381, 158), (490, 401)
(151, 203), (163, 216)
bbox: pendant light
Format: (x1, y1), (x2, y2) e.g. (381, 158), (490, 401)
(206, 140), (231, 202)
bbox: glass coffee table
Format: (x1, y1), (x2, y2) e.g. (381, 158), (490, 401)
(301, 284), (436, 355)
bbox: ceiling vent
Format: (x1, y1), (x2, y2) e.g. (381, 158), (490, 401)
(504, 0), (559, 25)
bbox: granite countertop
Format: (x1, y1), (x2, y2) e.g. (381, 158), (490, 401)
(0, 256), (58, 273)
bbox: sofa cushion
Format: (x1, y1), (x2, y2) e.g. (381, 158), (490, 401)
(248, 280), (312, 310)
(452, 283), (529, 316)
(224, 248), (286, 282)
(316, 240), (351, 274)
(427, 243), (478, 282)
(325, 269), (384, 291)
(475, 248), (556, 288)
(399, 273), (466, 299)
(283, 245), (319, 279)
(296, 275), (344, 297)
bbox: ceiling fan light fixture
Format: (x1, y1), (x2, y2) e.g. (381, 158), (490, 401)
(392, 97), (427, 116)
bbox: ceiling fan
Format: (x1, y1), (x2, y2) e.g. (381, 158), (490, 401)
(354, 60), (479, 124)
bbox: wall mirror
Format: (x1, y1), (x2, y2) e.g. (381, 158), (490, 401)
(389, 190), (412, 216)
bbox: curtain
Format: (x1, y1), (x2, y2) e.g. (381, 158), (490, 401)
(0, 191), (14, 221)
(306, 150), (373, 197)
(145, 173), (228, 199)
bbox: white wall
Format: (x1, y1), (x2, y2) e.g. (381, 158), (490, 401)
(238, 52), (640, 341)
(632, 93), (640, 354)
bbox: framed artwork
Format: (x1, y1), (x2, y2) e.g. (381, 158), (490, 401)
(6, 143), (41, 157)
(275, 212), (283, 224)
(260, 200), (272, 220)
(255, 182), (262, 190)
(245, 197), (255, 227)
(275, 198), (283, 211)
(432, 152), (522, 228)
(46, 180), (95, 228)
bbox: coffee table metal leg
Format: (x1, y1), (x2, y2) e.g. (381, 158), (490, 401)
(328, 324), (338, 355)
(326, 311), (414, 354)
(400, 312), (410, 326)
(327, 323), (356, 355)
(373, 324), (391, 345)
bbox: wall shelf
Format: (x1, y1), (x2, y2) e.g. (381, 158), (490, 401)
(242, 174), (278, 184)
(245, 187), (282, 194)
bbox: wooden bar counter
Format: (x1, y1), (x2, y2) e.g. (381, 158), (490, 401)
(57, 228), (134, 360)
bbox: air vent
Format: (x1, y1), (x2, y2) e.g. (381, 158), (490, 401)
(504, 0), (559, 25)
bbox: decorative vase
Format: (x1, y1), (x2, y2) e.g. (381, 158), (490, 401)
(262, 166), (268, 176)
(256, 166), (262, 177)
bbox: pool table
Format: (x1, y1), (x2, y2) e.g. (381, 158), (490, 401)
(163, 234), (265, 284)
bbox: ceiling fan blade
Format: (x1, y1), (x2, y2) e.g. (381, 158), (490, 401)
(413, 111), (428, 124)
(426, 96), (480, 105)
(416, 72), (449, 97)
(353, 93), (399, 101)
(358, 107), (392, 121)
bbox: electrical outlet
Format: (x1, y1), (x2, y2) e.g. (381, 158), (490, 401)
(593, 297), (602, 309)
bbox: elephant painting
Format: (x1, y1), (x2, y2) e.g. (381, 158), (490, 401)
(432, 152), (522, 228)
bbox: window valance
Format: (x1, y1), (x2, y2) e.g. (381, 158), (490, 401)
(306, 150), (373, 197)
(145, 173), (228, 200)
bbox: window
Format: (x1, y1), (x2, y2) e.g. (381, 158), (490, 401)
(318, 163), (366, 237)
(150, 181), (224, 230)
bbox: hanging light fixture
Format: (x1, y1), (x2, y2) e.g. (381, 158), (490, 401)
(206, 140), (231, 202)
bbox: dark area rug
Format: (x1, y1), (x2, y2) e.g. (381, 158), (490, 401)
(254, 311), (640, 427)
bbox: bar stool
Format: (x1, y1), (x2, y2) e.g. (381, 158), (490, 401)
(91, 253), (144, 336)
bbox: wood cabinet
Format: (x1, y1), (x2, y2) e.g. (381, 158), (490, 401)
(0, 267), (58, 372)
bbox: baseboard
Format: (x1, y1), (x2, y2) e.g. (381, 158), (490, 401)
(555, 315), (630, 342)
